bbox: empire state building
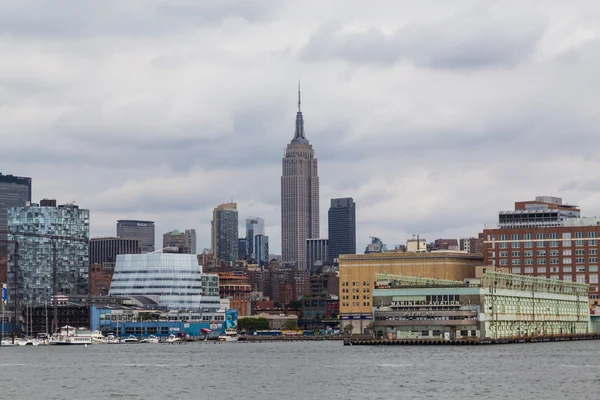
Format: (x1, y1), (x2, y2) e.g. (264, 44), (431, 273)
(281, 85), (320, 270)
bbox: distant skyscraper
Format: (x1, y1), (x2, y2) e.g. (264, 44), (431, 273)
(238, 238), (247, 260)
(0, 173), (32, 283)
(8, 202), (89, 306)
(117, 220), (155, 253)
(211, 203), (238, 264)
(90, 237), (141, 265)
(306, 238), (329, 275)
(254, 234), (269, 267)
(245, 217), (265, 259)
(185, 229), (197, 255)
(328, 198), (356, 262)
(281, 84), (320, 270)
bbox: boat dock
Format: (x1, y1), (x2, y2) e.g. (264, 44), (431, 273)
(343, 333), (600, 346)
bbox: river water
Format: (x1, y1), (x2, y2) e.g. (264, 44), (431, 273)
(1, 341), (599, 399)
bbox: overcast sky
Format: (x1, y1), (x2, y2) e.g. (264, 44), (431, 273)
(3, 0), (600, 254)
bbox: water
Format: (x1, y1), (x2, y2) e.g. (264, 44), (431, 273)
(1, 341), (599, 399)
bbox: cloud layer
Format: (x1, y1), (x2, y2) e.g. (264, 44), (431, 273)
(3, 0), (600, 253)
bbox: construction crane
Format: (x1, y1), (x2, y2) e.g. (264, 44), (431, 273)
(0, 229), (88, 339)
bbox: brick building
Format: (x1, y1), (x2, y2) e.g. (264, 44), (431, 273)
(483, 196), (599, 302)
(89, 263), (115, 296)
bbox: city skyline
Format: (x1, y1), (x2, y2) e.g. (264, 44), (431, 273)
(3, 2), (600, 255)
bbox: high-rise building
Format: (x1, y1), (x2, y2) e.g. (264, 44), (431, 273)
(0, 173), (32, 283)
(238, 238), (247, 260)
(212, 203), (238, 264)
(328, 198), (356, 262)
(245, 217), (265, 259)
(254, 234), (269, 267)
(90, 237), (141, 265)
(281, 85), (320, 270)
(116, 220), (155, 253)
(185, 229), (197, 255)
(7, 202), (89, 307)
(460, 235), (484, 254)
(483, 196), (600, 301)
(306, 238), (329, 275)
(109, 253), (220, 310)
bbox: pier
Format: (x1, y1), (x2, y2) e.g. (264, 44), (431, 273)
(343, 333), (600, 346)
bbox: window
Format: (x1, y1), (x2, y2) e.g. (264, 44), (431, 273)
(563, 232), (571, 247)
(589, 249), (598, 255)
(576, 274), (586, 283)
(524, 233), (533, 240)
(550, 275), (560, 280)
(511, 234), (520, 248)
(524, 241), (533, 248)
(499, 234), (507, 240)
(590, 266), (599, 272)
(524, 259), (533, 265)
(576, 240), (584, 247)
(563, 267), (572, 273)
(511, 267), (521, 274)
(589, 232), (598, 238)
(590, 275), (599, 284)
(575, 232), (584, 238)
(511, 259), (521, 265)
(550, 267), (560, 273)
(524, 250), (534, 257)
(499, 243), (508, 249)
(537, 259), (546, 265)
(537, 250), (546, 256)
(499, 259), (508, 266)
(577, 266), (586, 272)
(500, 251), (508, 257)
(576, 249), (585, 255)
(537, 267), (546, 273)
(536, 233), (545, 240)
(590, 257), (599, 263)
(511, 251), (520, 257)
(550, 258), (559, 265)
(549, 250), (559, 256)
(524, 267), (534, 274)
(576, 257), (585, 264)
(563, 275), (573, 282)
(563, 249), (572, 256)
(563, 258), (572, 264)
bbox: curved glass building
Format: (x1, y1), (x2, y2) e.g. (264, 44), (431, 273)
(109, 253), (220, 310)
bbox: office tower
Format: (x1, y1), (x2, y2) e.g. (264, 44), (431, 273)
(483, 196), (600, 300)
(238, 238), (247, 260)
(110, 253), (220, 310)
(306, 238), (329, 275)
(254, 234), (269, 267)
(185, 229), (197, 255)
(89, 237), (141, 264)
(0, 173), (32, 283)
(116, 220), (155, 253)
(281, 85), (320, 270)
(328, 197), (356, 262)
(245, 217), (265, 259)
(211, 203), (238, 264)
(7, 201), (89, 306)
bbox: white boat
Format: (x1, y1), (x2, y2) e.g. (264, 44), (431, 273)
(122, 335), (138, 343)
(52, 326), (93, 345)
(166, 334), (181, 343)
(0, 339), (15, 346)
(18, 338), (40, 346)
(140, 335), (159, 343)
(91, 330), (106, 344)
(104, 334), (121, 344)
(217, 328), (239, 342)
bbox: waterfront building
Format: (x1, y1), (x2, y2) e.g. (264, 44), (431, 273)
(255, 234), (269, 267)
(245, 217), (265, 259)
(483, 196), (600, 302)
(306, 238), (329, 275)
(281, 85), (320, 270)
(116, 220), (155, 253)
(212, 203), (238, 264)
(372, 272), (590, 340)
(90, 237), (140, 265)
(7, 202), (89, 306)
(109, 253), (220, 310)
(328, 198), (356, 262)
(339, 251), (482, 333)
(0, 173), (31, 283)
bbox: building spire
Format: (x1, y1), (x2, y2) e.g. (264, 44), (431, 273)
(298, 80), (301, 112)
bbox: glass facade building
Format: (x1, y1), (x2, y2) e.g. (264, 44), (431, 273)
(328, 197), (356, 263)
(255, 234), (269, 267)
(109, 253), (220, 310)
(7, 203), (90, 306)
(211, 203), (238, 264)
(245, 217), (265, 259)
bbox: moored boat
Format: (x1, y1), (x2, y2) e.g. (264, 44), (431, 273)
(217, 328), (239, 342)
(140, 335), (159, 343)
(52, 326), (93, 345)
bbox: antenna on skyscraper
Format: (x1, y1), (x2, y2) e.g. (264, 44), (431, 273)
(297, 80), (301, 112)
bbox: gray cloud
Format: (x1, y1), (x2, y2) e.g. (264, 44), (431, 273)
(300, 10), (545, 69)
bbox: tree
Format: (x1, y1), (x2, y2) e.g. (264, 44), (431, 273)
(282, 320), (299, 331)
(238, 318), (269, 332)
(287, 300), (302, 311)
(343, 324), (354, 335)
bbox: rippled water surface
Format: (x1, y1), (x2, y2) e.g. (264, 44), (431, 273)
(1, 340), (599, 399)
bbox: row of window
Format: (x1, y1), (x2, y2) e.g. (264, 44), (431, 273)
(341, 295), (370, 300)
(494, 249), (598, 257)
(499, 258), (598, 266)
(495, 240), (597, 249)
(341, 281), (371, 287)
(341, 302), (371, 307)
(493, 232), (599, 240)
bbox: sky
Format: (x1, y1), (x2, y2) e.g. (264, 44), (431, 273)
(3, 0), (600, 254)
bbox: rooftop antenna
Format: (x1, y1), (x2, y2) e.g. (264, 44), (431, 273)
(297, 80), (301, 112)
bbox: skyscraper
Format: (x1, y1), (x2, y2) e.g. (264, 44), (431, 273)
(0, 173), (32, 283)
(212, 203), (238, 264)
(8, 202), (89, 306)
(281, 85), (320, 270)
(185, 229), (197, 255)
(116, 220), (155, 253)
(328, 197), (356, 262)
(245, 217), (265, 259)
(306, 238), (329, 275)
(255, 234), (269, 267)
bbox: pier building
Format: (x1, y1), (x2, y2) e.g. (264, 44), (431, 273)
(372, 272), (590, 340)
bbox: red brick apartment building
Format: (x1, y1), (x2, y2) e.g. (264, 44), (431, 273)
(483, 196), (599, 304)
